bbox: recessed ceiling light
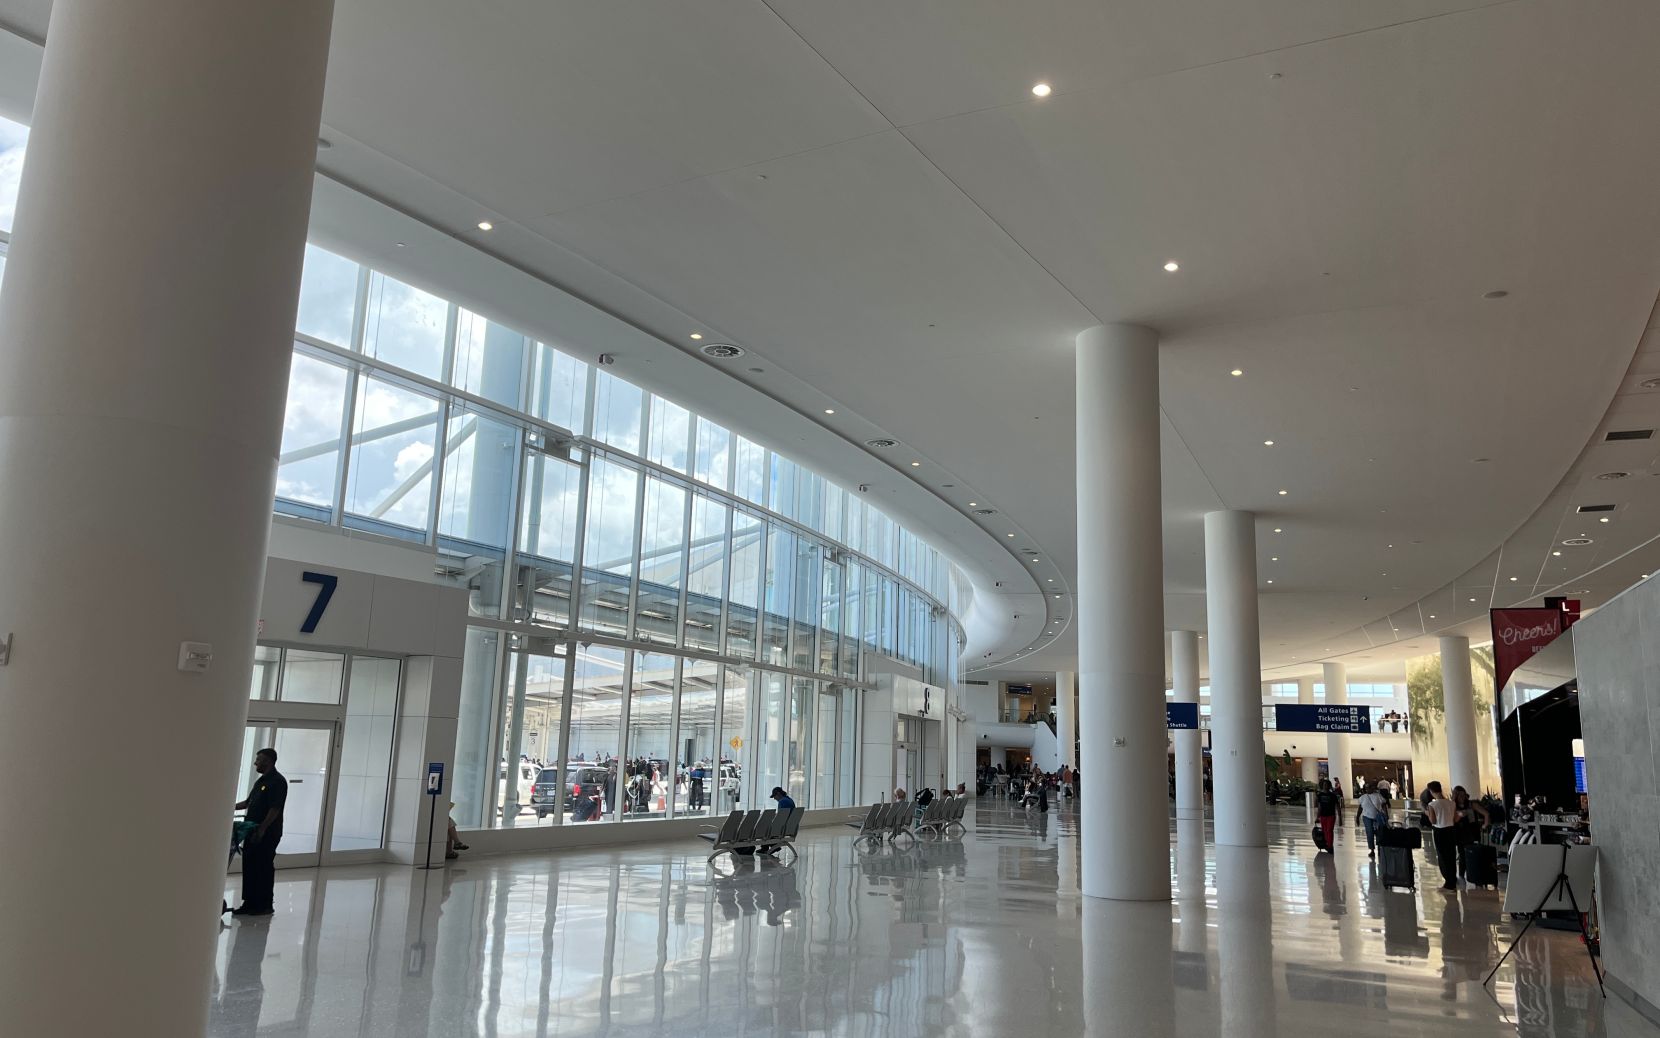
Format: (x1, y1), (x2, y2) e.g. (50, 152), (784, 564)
(1163, 260), (1180, 272)
(690, 333), (703, 340)
(1429, 614), (1436, 619)
(1007, 533), (1016, 538)
(1469, 598), (1477, 602)
(395, 242), (406, 248)
(824, 408), (835, 415)
(1509, 576), (1518, 582)
(1263, 439), (1275, 446)
(1277, 489), (1288, 496)
(910, 461), (921, 467)
(1273, 527), (1282, 533)
(476, 220), (494, 231)
(1600, 516), (1610, 523)
(1054, 595), (1061, 600)
(968, 502), (978, 507)
(1031, 82), (1052, 97)
(1231, 369), (1244, 377)
(1266, 579), (1274, 584)
(1048, 579), (1054, 582)
(1270, 556), (1279, 561)
(1552, 551), (1561, 556)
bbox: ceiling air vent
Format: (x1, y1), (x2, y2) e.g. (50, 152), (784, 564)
(1603, 428), (1653, 441)
(1639, 377), (1660, 389)
(865, 438), (899, 449)
(1595, 471), (1630, 480)
(1562, 537), (1594, 546)
(1576, 504), (1616, 513)
(973, 508), (997, 516)
(700, 343), (745, 359)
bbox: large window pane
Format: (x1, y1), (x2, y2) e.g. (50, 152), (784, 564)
(332, 656), (400, 851)
(791, 538), (820, 671)
(570, 645), (627, 817)
(0, 115), (25, 235)
(814, 686), (838, 809)
(693, 418), (731, 490)
(719, 667), (751, 812)
(646, 396), (690, 473)
(822, 483), (844, 544)
(518, 451), (582, 628)
(635, 477), (686, 645)
(275, 352), (350, 517)
(676, 660), (719, 818)
(684, 496), (727, 652)
(839, 692), (858, 806)
(345, 376), (441, 538)
(726, 512), (762, 660)
(437, 408), (518, 549)
(500, 644), (564, 828)
(761, 525), (794, 667)
(756, 672), (787, 804)
(623, 652), (675, 820)
(768, 454), (797, 517)
(453, 627), (503, 829)
(578, 458), (639, 637)
(249, 645), (282, 700)
(733, 436), (766, 505)
(787, 677), (811, 804)
(281, 650), (345, 704)
(362, 271), (449, 379)
(529, 342), (588, 432)
(819, 561), (842, 675)
(452, 309), (526, 408)
(295, 245), (361, 348)
(592, 370), (644, 453)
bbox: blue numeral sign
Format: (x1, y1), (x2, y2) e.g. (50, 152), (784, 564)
(300, 571), (338, 634)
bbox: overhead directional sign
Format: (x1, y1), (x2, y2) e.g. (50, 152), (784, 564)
(1166, 702), (1200, 730)
(1274, 704), (1371, 733)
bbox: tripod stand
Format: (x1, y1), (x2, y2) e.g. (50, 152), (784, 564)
(1483, 843), (1603, 996)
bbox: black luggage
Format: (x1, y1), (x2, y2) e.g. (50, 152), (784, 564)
(1462, 844), (1498, 888)
(1311, 823), (1328, 851)
(1375, 825), (1422, 850)
(1379, 844), (1416, 890)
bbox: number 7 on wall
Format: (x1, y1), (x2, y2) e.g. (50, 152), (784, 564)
(300, 571), (338, 635)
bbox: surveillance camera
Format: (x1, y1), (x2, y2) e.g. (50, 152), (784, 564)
(598, 353), (616, 366)
(857, 484), (870, 493)
(994, 580), (1004, 588)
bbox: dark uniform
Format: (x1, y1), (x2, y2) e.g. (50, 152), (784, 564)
(240, 769), (288, 913)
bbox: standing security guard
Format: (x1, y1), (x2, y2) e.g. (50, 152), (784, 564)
(231, 747), (287, 917)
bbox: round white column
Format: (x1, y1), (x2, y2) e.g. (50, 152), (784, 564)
(1323, 661), (1353, 794)
(1075, 323), (1170, 901)
(1056, 670), (1077, 771)
(0, 2), (333, 1034)
(1440, 635), (1481, 794)
(1171, 630), (1204, 820)
(1297, 677), (1320, 782)
(1205, 509), (1268, 847)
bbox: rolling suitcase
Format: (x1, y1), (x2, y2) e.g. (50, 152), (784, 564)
(1379, 844), (1416, 891)
(1461, 843), (1498, 888)
(1375, 825), (1422, 849)
(1311, 823), (1328, 852)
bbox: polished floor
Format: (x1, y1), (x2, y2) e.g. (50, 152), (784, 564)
(211, 802), (1651, 1037)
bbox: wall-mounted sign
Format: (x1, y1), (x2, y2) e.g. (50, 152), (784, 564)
(1274, 704), (1371, 733)
(1166, 702), (1200, 730)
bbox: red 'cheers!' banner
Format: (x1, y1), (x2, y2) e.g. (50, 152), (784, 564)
(1490, 608), (1566, 692)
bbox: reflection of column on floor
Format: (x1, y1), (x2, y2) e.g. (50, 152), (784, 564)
(1083, 899), (1176, 1037)
(1215, 846), (1278, 1037)
(1171, 631), (1204, 821)
(1173, 817), (1210, 1036)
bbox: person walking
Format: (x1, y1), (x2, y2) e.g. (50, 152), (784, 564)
(1314, 778), (1340, 852)
(1424, 781), (1461, 890)
(230, 748), (287, 917)
(1357, 781), (1391, 857)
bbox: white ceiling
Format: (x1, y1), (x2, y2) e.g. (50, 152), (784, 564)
(7, 0), (1660, 676)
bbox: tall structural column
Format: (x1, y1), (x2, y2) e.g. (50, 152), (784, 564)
(1439, 635), (1480, 794)
(1075, 323), (1170, 900)
(1171, 630), (1204, 820)
(1297, 677), (1320, 782)
(1323, 661), (1353, 795)
(1056, 670), (1077, 771)
(1205, 510), (1268, 847)
(0, 2), (334, 1035)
